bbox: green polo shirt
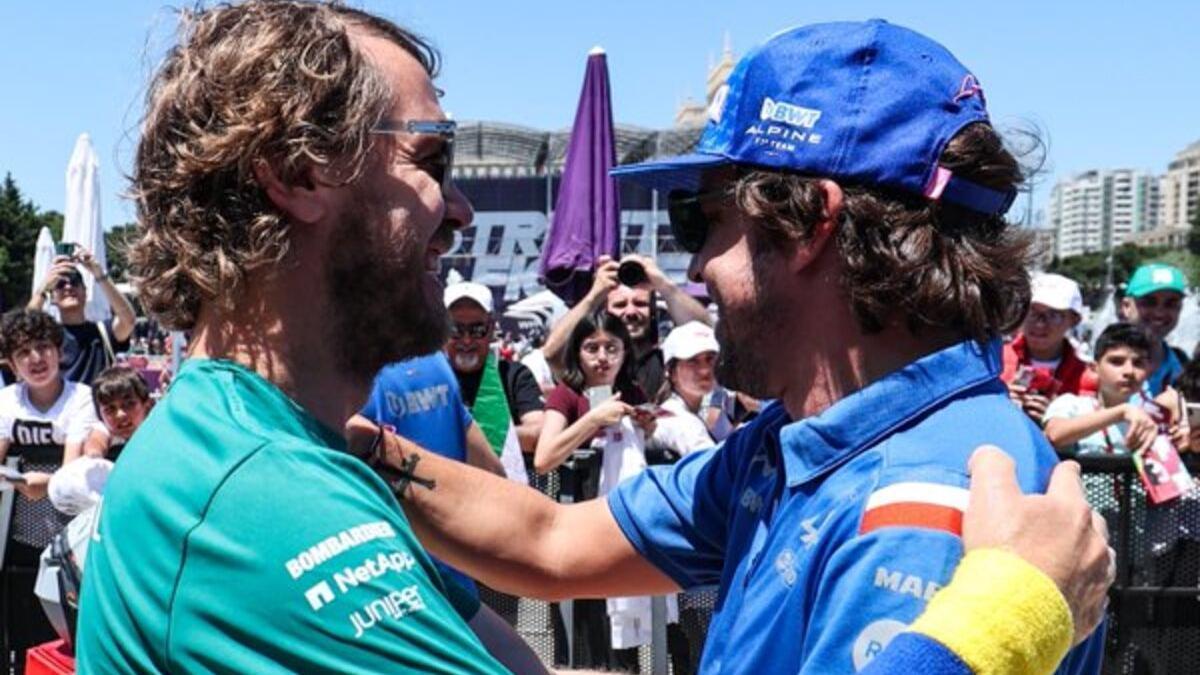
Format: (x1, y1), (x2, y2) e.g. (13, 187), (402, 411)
(77, 358), (508, 674)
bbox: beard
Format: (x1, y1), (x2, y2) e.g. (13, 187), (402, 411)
(450, 350), (484, 373)
(711, 249), (780, 400)
(325, 201), (448, 387)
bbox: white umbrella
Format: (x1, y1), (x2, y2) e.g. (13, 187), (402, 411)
(63, 133), (110, 322)
(31, 227), (57, 301)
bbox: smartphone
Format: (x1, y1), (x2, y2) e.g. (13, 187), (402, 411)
(1010, 365), (1034, 389)
(1187, 403), (1200, 430)
(633, 403), (673, 418)
(584, 385), (613, 410)
(55, 241), (77, 258)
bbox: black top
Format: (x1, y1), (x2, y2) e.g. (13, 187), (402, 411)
(456, 359), (545, 423)
(633, 347), (666, 403)
(60, 320), (130, 386)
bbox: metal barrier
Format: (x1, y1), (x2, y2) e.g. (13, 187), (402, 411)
(1070, 453), (1200, 675)
(483, 453), (1200, 674)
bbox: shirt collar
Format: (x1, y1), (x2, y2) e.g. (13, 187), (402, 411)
(777, 338), (1005, 486)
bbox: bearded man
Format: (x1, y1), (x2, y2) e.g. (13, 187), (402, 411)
(75, 3), (541, 673)
(356, 19), (1114, 675)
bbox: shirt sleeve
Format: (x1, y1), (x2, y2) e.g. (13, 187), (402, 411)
(858, 633), (971, 675)
(798, 465), (970, 673)
(1042, 393), (1085, 423)
(0, 394), (13, 443)
(651, 414), (715, 457)
(504, 362), (545, 419)
(67, 386), (101, 443)
(607, 429), (744, 588)
(164, 441), (504, 674)
(105, 319), (132, 352)
(545, 384), (579, 419)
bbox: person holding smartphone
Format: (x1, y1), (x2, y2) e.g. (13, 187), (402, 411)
(1002, 273), (1090, 422)
(534, 309), (658, 671)
(534, 310), (655, 478)
(0, 309), (98, 668)
(27, 243), (137, 386)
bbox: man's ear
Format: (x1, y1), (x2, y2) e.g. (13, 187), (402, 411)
(252, 160), (329, 225)
(787, 179), (843, 273)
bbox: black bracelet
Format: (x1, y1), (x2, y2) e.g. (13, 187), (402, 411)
(366, 424), (436, 498)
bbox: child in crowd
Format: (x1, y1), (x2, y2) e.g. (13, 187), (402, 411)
(1043, 322), (1165, 454)
(0, 308), (98, 666)
(82, 365), (153, 462)
(1003, 273), (1092, 422)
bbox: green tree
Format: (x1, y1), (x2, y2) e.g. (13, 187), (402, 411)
(0, 174), (44, 310)
(1188, 207), (1200, 257)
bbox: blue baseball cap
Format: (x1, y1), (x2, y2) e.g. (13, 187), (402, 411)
(612, 20), (1016, 216)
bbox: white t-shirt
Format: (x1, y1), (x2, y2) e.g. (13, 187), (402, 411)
(1042, 393), (1128, 455)
(520, 348), (555, 389)
(651, 394), (719, 457)
(0, 380), (97, 451)
(0, 379), (98, 546)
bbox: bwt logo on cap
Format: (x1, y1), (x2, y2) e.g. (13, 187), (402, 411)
(759, 98), (822, 129)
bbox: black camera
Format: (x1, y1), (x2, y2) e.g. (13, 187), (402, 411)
(617, 259), (647, 287)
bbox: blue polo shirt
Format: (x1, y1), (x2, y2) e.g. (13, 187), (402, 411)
(608, 339), (1104, 674)
(1144, 339), (1185, 396)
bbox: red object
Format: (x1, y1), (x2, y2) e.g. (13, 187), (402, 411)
(1000, 334), (1091, 396)
(859, 483), (968, 537)
(25, 640), (75, 675)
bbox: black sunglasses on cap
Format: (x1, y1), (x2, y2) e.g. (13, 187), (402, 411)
(667, 188), (729, 254)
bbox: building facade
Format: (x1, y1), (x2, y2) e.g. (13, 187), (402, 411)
(1049, 169), (1161, 259)
(1159, 139), (1200, 231)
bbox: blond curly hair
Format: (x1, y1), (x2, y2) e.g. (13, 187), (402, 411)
(129, 1), (438, 329)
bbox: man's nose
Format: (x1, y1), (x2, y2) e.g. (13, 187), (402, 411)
(443, 182), (475, 231)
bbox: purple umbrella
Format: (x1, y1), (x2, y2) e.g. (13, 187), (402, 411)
(539, 47), (620, 306)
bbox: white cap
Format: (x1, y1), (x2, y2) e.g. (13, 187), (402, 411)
(1030, 273), (1083, 316)
(444, 281), (494, 313)
(662, 321), (720, 363)
(48, 456), (114, 516)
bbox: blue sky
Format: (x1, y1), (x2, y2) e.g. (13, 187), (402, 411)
(1, 1), (1197, 229)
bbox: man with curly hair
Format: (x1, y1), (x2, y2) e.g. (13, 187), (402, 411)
(75, 3), (540, 673)
(77, 3), (1111, 673)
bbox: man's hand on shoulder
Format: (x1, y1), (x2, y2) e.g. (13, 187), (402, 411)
(964, 446), (1113, 645)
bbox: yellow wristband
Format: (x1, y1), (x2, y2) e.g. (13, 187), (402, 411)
(909, 549), (1073, 675)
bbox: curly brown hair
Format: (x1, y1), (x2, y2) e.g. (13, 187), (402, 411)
(129, 1), (438, 329)
(732, 123), (1031, 342)
(0, 309), (64, 360)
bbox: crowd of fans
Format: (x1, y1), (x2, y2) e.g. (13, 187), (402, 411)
(2, 248), (1196, 673)
(0, 254), (159, 672)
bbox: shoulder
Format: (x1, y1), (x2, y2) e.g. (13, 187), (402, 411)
(1044, 393), (1090, 418)
(500, 359), (534, 382)
(874, 390), (1057, 495)
(545, 383), (580, 409)
(0, 384), (19, 408)
(63, 380), (94, 405)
